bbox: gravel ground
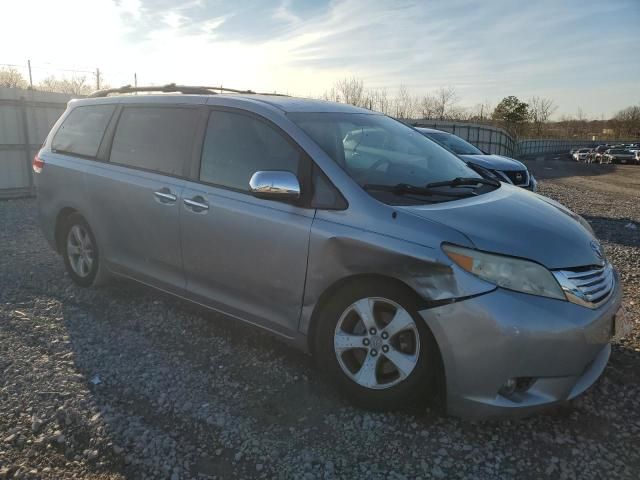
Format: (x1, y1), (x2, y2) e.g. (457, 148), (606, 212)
(1, 160), (639, 479)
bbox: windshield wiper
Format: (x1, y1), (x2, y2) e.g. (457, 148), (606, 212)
(425, 176), (500, 189)
(363, 183), (476, 198)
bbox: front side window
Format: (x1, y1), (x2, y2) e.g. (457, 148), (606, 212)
(110, 107), (199, 176)
(52, 105), (115, 157)
(289, 112), (479, 192)
(200, 110), (301, 191)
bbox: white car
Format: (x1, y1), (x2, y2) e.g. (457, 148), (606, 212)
(573, 148), (592, 162)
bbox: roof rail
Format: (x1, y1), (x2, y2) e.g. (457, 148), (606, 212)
(88, 83), (288, 98)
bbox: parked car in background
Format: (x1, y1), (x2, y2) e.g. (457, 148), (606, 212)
(627, 144), (640, 157)
(573, 148), (592, 162)
(34, 85), (626, 418)
(415, 128), (537, 191)
(603, 148), (636, 164)
(634, 151), (640, 164)
(569, 147), (580, 159)
(588, 145), (610, 164)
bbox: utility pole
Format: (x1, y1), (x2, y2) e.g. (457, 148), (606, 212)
(134, 73), (137, 88)
(96, 68), (101, 90)
(27, 59), (33, 89)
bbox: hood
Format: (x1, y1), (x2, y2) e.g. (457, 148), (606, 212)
(460, 154), (526, 171)
(401, 185), (602, 270)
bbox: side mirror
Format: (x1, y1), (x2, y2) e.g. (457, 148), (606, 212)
(249, 170), (301, 201)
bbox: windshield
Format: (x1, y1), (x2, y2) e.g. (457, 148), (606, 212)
(288, 113), (480, 192)
(422, 131), (484, 155)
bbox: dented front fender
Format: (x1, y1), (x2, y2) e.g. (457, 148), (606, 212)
(299, 209), (496, 334)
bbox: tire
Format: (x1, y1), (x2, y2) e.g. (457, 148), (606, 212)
(315, 281), (440, 410)
(60, 213), (107, 287)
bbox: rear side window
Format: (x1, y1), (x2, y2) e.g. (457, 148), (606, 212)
(200, 110), (301, 191)
(110, 107), (199, 176)
(52, 105), (115, 157)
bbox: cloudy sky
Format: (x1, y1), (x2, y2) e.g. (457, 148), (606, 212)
(3, 0), (638, 118)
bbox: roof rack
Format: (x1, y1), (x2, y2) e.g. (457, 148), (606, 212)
(88, 83), (286, 98)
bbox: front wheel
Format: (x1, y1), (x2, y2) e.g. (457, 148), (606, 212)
(315, 282), (440, 410)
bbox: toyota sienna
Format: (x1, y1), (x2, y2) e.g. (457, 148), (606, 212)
(34, 85), (627, 418)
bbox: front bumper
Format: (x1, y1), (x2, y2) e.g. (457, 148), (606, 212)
(419, 273), (622, 419)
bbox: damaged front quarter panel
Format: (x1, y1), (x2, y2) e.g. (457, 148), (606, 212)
(298, 208), (496, 335)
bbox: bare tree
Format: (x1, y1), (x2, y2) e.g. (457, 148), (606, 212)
(419, 94), (439, 119)
(613, 105), (640, 138)
(417, 87), (461, 120)
(433, 87), (458, 120)
(529, 96), (557, 136)
(335, 76), (365, 107)
(368, 88), (391, 115)
(321, 86), (340, 103)
(469, 100), (493, 122)
(393, 84), (419, 119)
(38, 75), (94, 95)
(0, 67), (28, 89)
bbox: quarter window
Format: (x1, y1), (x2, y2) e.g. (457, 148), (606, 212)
(200, 110), (301, 191)
(110, 107), (199, 176)
(52, 105), (115, 157)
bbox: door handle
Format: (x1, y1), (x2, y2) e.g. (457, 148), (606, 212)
(184, 196), (209, 213)
(154, 189), (177, 204)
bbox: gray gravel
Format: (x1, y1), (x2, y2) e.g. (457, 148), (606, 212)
(1, 161), (639, 479)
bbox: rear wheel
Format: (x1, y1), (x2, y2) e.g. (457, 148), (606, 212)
(315, 282), (440, 410)
(61, 213), (105, 287)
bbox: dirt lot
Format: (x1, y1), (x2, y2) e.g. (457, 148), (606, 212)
(1, 160), (639, 479)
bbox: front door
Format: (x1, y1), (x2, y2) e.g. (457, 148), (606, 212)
(180, 108), (314, 334)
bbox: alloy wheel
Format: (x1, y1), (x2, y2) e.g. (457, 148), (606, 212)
(66, 225), (94, 278)
(333, 297), (420, 390)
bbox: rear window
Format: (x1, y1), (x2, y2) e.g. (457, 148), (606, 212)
(52, 105), (115, 158)
(110, 107), (199, 176)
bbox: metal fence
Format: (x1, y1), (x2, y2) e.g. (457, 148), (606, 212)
(414, 120), (639, 158)
(413, 120), (518, 157)
(518, 138), (640, 156)
(0, 87), (72, 198)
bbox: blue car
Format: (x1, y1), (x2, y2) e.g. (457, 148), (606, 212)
(416, 127), (537, 191)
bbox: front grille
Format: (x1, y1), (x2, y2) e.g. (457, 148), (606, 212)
(501, 169), (529, 186)
(552, 263), (615, 309)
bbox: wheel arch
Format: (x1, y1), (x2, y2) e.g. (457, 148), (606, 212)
(306, 273), (447, 407)
(306, 273), (429, 356)
(54, 207), (81, 253)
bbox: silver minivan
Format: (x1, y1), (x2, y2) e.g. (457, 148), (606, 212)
(35, 85), (627, 418)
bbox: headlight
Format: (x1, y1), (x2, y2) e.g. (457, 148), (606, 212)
(443, 244), (566, 300)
